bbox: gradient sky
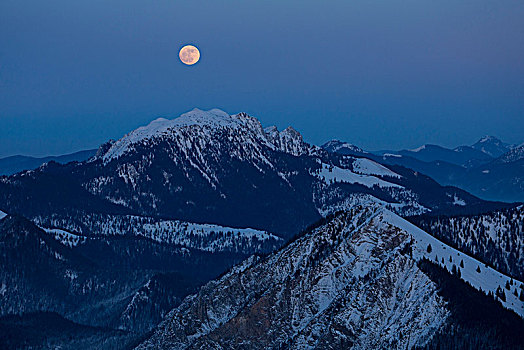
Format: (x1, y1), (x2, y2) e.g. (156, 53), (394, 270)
(1, 0), (523, 157)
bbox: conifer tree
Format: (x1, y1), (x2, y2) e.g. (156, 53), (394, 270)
(496, 286), (506, 302)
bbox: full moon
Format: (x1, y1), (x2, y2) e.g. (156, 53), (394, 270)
(179, 45), (200, 65)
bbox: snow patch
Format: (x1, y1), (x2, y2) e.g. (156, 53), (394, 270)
(352, 158), (401, 178)
(452, 195), (466, 206)
(42, 228), (86, 247)
(315, 163), (403, 189)
(410, 145), (426, 152)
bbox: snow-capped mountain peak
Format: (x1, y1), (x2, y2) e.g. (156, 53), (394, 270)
(263, 125), (311, 156)
(321, 139), (367, 155)
(100, 109), (270, 162)
(100, 109), (314, 162)
(477, 135), (502, 144)
(177, 108), (252, 128)
(471, 135), (513, 158)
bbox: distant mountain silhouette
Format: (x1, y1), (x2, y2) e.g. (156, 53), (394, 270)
(0, 149), (96, 176)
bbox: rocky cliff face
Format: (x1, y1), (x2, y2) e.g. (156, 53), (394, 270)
(138, 206), (450, 349)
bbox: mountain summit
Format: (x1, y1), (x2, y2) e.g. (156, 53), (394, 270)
(100, 108), (312, 163)
(321, 140), (368, 157)
(471, 136), (513, 158)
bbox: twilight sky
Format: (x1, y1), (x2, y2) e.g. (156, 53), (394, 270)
(1, 0), (523, 157)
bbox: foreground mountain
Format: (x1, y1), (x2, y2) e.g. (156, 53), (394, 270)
(0, 149), (96, 176)
(139, 205), (524, 349)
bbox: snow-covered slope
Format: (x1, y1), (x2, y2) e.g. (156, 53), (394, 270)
(411, 205), (524, 280)
(315, 192), (428, 218)
(352, 158), (401, 178)
(314, 163), (403, 189)
(34, 213), (282, 254)
(380, 210), (524, 317)
(2, 108), (507, 240)
(497, 143), (524, 163)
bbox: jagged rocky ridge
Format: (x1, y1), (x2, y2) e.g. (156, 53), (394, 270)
(138, 206), (448, 349)
(138, 205), (524, 349)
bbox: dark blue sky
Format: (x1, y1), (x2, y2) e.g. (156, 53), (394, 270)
(1, 0), (523, 157)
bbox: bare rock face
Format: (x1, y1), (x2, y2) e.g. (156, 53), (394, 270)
(138, 206), (449, 350)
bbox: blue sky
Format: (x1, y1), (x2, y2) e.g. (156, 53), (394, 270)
(1, 0), (523, 157)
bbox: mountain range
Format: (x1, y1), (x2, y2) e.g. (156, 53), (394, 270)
(0, 149), (96, 176)
(0, 108), (522, 349)
(324, 136), (524, 202)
